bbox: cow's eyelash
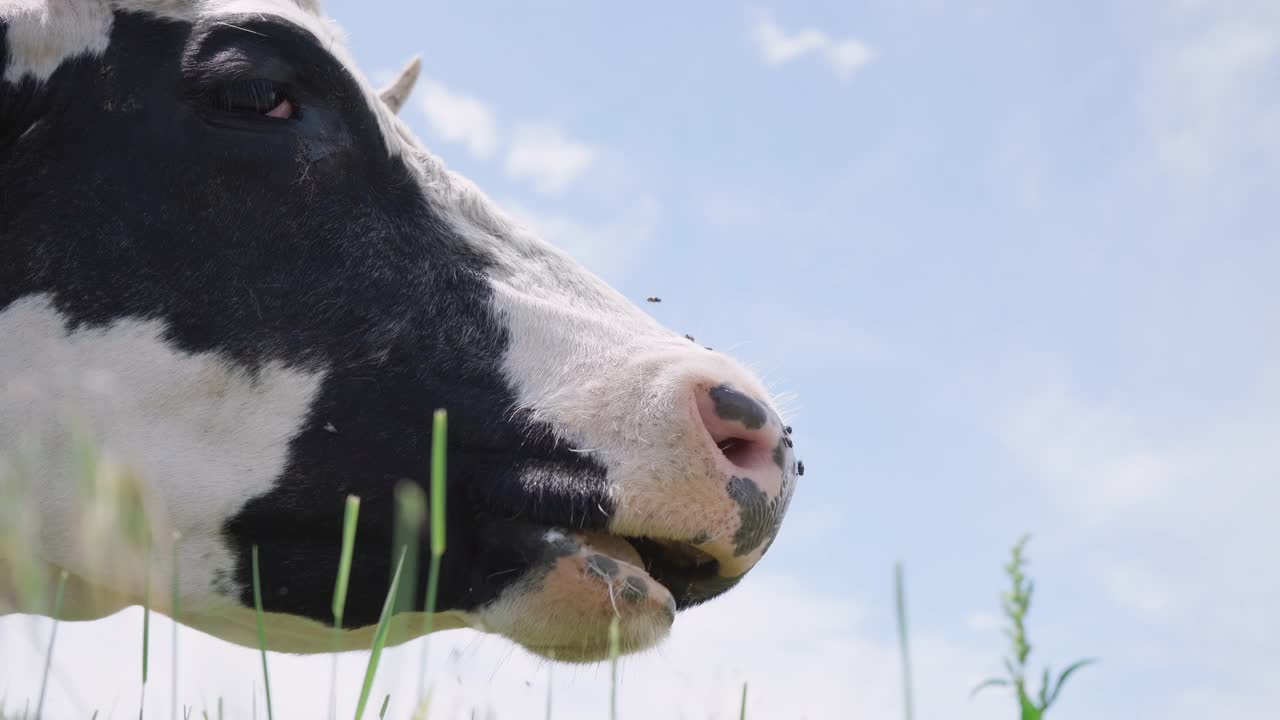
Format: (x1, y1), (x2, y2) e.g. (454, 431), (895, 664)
(208, 78), (296, 118)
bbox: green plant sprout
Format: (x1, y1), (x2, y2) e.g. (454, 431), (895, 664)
(972, 535), (1095, 720)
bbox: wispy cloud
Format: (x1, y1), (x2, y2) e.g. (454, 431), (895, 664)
(503, 125), (598, 194)
(1000, 382), (1182, 520)
(1142, 6), (1280, 183)
(416, 77), (499, 159)
(750, 11), (872, 80)
(405, 75), (598, 194)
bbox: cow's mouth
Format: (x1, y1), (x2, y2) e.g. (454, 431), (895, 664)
(550, 528), (742, 611)
(621, 536), (732, 610)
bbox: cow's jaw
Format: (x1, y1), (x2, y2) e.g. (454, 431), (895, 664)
(468, 262), (799, 658)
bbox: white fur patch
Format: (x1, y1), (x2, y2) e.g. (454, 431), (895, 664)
(388, 101), (787, 563)
(0, 294), (323, 618)
(0, 0), (113, 84)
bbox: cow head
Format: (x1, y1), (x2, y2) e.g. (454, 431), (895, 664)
(0, 0), (800, 662)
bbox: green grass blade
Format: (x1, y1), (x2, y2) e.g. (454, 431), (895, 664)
(738, 682), (748, 720)
(331, 495), (361, 720)
(970, 677), (1010, 697)
(355, 547), (407, 720)
(35, 569), (69, 720)
(332, 496), (362, 624)
(1046, 658), (1096, 708)
(429, 410), (447, 556)
(894, 562), (914, 720)
(392, 483), (425, 616)
(378, 694), (390, 719)
(251, 546), (274, 720)
(417, 409), (449, 704)
(1019, 689), (1041, 720)
(608, 616), (621, 720)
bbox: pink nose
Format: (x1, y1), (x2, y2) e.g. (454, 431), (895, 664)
(609, 375), (799, 610)
(696, 384), (788, 478)
(688, 382), (796, 582)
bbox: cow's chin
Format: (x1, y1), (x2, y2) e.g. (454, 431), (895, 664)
(476, 528), (686, 662)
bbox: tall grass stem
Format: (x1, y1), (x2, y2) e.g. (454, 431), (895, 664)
(251, 546), (274, 720)
(895, 562), (915, 720)
(417, 409), (449, 704)
(331, 495), (361, 720)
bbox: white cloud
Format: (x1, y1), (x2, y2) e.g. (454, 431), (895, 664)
(826, 38), (875, 78)
(1001, 376), (1280, 531)
(1000, 382), (1183, 520)
(0, 574), (1005, 720)
(417, 77), (499, 159)
(503, 125), (598, 194)
(376, 71), (605, 194)
(750, 11), (873, 80)
(1142, 7), (1280, 183)
(1000, 373), (1280, 702)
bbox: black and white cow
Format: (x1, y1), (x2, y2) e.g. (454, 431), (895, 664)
(0, 0), (799, 662)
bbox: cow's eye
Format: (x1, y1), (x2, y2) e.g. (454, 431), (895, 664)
(209, 79), (294, 119)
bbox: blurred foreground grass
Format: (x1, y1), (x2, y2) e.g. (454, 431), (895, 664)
(1, 414), (1092, 719)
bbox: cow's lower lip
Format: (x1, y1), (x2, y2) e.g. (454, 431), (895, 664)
(614, 536), (724, 609)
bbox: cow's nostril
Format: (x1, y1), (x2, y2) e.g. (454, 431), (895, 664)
(716, 436), (759, 468)
(696, 384), (778, 472)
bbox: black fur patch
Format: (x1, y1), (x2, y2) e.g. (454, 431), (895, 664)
(0, 10), (613, 628)
(726, 475), (790, 558)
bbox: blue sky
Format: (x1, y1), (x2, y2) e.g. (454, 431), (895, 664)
(4, 1), (1279, 718)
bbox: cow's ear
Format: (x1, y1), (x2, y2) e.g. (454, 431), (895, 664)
(377, 56), (421, 114)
